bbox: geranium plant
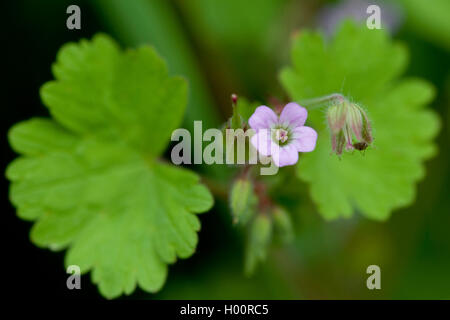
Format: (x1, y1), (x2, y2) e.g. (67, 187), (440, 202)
(6, 21), (440, 298)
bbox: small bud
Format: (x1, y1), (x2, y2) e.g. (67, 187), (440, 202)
(229, 93), (243, 130)
(251, 215), (272, 247)
(229, 178), (256, 225)
(327, 99), (373, 155)
(272, 207), (294, 244)
(244, 214), (272, 276)
(231, 93), (238, 106)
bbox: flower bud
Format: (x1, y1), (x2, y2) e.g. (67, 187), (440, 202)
(229, 178), (256, 225)
(327, 100), (373, 155)
(229, 93), (243, 130)
(244, 214), (272, 276)
(231, 93), (238, 105)
(272, 207), (294, 244)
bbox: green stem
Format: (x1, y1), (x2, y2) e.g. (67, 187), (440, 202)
(299, 93), (345, 110)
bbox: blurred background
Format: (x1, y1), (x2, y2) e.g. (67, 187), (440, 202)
(2, 0), (449, 299)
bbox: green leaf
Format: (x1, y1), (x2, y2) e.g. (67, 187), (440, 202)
(93, 0), (221, 131)
(41, 35), (187, 156)
(6, 35), (213, 298)
(280, 21), (440, 220)
(399, 0), (450, 51)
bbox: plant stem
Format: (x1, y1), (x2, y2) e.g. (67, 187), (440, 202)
(299, 93), (345, 110)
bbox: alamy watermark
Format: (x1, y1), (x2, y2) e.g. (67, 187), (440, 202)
(366, 4), (381, 29)
(66, 265), (81, 290)
(171, 121), (283, 175)
(366, 265), (381, 290)
(66, 5), (81, 30)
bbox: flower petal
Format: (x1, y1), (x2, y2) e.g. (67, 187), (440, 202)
(291, 126), (318, 152)
(272, 144), (299, 167)
(248, 106), (278, 130)
(279, 102), (307, 128)
(250, 129), (273, 157)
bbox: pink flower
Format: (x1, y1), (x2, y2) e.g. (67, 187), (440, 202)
(249, 102), (317, 167)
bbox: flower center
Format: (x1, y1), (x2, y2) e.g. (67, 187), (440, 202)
(275, 128), (288, 143)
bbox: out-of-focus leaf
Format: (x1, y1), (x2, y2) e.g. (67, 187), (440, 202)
(399, 0), (450, 51)
(177, 0), (288, 97)
(280, 21), (440, 220)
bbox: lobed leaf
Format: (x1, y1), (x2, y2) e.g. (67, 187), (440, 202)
(7, 35), (213, 298)
(280, 21), (440, 220)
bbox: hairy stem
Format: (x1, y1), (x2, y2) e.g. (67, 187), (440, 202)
(299, 93), (345, 110)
